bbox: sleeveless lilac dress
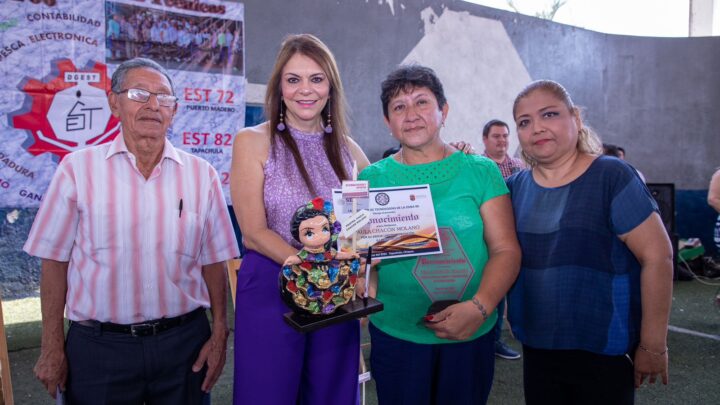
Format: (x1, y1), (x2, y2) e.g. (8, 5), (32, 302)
(233, 126), (360, 404)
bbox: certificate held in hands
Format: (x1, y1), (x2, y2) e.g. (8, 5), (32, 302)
(333, 186), (475, 318)
(332, 185), (443, 259)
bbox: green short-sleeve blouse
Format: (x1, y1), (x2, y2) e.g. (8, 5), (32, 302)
(359, 151), (508, 344)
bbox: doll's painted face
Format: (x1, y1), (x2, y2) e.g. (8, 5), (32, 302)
(299, 215), (331, 250)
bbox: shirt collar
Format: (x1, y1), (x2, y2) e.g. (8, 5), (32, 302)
(105, 132), (183, 166)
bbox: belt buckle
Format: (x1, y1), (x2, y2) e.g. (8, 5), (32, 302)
(130, 322), (157, 337)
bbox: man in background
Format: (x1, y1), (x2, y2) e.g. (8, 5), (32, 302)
(482, 119), (525, 360)
(603, 143), (646, 182)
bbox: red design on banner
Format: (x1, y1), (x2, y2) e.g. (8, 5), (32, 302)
(10, 59), (120, 160)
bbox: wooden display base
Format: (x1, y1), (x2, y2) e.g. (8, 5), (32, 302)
(283, 297), (383, 333)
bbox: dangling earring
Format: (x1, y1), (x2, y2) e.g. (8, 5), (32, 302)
(324, 99), (333, 134)
(276, 99), (286, 131)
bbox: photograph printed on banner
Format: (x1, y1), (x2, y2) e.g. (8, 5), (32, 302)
(105, 1), (244, 76)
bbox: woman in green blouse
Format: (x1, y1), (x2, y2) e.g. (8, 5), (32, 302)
(359, 65), (521, 405)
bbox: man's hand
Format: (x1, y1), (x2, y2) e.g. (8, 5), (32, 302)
(36, 259), (69, 398)
(449, 141), (476, 154)
(192, 328), (229, 392)
(424, 300), (486, 341)
(34, 346), (67, 398)
(197, 261), (230, 392)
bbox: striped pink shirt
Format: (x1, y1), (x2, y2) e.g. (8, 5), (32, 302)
(24, 134), (239, 324)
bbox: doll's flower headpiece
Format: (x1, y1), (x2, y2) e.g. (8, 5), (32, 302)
(305, 197), (341, 242)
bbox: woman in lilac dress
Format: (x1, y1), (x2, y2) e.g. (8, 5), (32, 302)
(229, 34), (370, 404)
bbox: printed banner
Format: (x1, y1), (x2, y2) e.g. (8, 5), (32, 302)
(332, 185), (443, 259)
(0, 0), (244, 207)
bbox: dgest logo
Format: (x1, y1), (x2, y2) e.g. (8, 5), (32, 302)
(9, 59), (120, 160)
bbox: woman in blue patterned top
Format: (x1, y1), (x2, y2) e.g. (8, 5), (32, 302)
(506, 80), (673, 405)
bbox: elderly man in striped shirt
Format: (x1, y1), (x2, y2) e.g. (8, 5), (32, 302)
(24, 57), (239, 404)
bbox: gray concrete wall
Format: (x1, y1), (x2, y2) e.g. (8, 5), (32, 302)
(243, 0), (720, 190)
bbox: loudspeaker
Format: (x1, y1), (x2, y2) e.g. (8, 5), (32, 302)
(647, 183), (678, 279)
(646, 183), (675, 234)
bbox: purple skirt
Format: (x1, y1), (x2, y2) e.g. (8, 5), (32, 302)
(233, 250), (360, 404)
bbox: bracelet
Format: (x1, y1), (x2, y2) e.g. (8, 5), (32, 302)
(470, 297), (489, 321)
(638, 344), (668, 356)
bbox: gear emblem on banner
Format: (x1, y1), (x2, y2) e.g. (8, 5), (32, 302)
(9, 59), (120, 160)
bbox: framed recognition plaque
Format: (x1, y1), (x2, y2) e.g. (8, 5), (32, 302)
(413, 227), (475, 314)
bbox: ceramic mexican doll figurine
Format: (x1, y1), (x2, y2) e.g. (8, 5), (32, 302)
(280, 197), (360, 315)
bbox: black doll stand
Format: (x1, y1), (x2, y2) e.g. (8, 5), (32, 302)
(283, 297), (383, 333)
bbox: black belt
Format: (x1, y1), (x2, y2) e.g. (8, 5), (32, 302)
(73, 307), (205, 337)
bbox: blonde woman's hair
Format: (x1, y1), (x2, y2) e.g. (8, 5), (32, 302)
(513, 80), (603, 167)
